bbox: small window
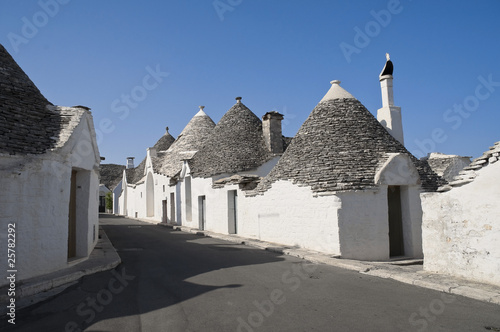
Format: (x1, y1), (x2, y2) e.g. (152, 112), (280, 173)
(140, 192), (142, 198)
(163, 185), (165, 192)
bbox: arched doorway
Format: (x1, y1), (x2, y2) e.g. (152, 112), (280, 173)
(146, 172), (154, 217)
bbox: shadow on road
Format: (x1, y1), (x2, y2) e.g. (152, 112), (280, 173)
(4, 215), (285, 331)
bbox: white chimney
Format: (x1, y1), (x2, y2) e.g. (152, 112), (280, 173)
(147, 147), (157, 158)
(377, 53), (404, 145)
(126, 157), (135, 169)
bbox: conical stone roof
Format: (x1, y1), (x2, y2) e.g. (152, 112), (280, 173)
(189, 99), (272, 178)
(157, 108), (216, 177)
(257, 81), (444, 193)
(153, 128), (176, 152)
(125, 130), (175, 184)
(99, 163), (126, 190)
(0, 44), (62, 155)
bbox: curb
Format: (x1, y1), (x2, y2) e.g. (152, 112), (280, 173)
(0, 228), (121, 314)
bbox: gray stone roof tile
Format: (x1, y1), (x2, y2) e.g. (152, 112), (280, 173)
(189, 101), (274, 178)
(0, 44), (62, 155)
(99, 164), (126, 190)
(256, 97), (444, 194)
(153, 129), (175, 152)
(125, 157), (146, 185)
(438, 141), (500, 191)
(424, 153), (471, 182)
(157, 110), (215, 178)
(126, 132), (175, 185)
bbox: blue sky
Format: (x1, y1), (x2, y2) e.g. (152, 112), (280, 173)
(1, 0), (499, 165)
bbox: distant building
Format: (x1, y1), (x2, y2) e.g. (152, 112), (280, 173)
(0, 44), (100, 285)
(422, 152), (471, 182)
(99, 163), (126, 213)
(98, 184), (111, 212)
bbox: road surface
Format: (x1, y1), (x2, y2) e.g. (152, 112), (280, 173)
(2, 215), (500, 332)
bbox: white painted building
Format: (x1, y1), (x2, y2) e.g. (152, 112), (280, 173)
(99, 184), (111, 212)
(98, 163), (125, 214)
(184, 77), (440, 260)
(0, 44), (100, 286)
(116, 56), (443, 261)
(421, 142), (500, 286)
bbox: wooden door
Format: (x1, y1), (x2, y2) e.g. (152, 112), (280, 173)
(170, 193), (175, 223)
(162, 199), (167, 223)
(388, 186), (404, 257)
(228, 190), (237, 234)
(199, 196), (206, 230)
(68, 170), (77, 258)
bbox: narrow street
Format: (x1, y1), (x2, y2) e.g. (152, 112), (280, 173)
(2, 215), (500, 332)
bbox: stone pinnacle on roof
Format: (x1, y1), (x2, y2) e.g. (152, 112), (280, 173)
(319, 80), (355, 102)
(195, 105), (206, 117)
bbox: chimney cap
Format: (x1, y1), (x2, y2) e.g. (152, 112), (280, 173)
(262, 111), (284, 120)
(235, 96), (242, 103)
(127, 157), (135, 160)
(330, 80), (341, 85)
(199, 105), (205, 110)
(379, 53), (394, 78)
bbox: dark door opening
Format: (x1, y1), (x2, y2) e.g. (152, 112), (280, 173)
(170, 193), (175, 224)
(388, 186), (404, 257)
(228, 190), (238, 234)
(68, 170), (77, 259)
(199, 196), (206, 230)
(162, 199), (168, 223)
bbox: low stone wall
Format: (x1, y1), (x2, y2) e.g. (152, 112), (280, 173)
(421, 161), (500, 286)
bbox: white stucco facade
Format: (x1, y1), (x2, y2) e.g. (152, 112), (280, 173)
(113, 72), (431, 263)
(0, 109), (100, 286)
(116, 139), (426, 262)
(112, 180), (122, 214)
(421, 161), (500, 286)
(155, 152), (424, 261)
(337, 185), (422, 260)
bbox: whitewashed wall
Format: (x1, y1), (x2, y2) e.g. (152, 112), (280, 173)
(180, 175), (423, 260)
(0, 112), (100, 286)
(337, 189), (388, 260)
(183, 178), (341, 254)
(337, 186), (422, 261)
(119, 152), (424, 262)
(0, 157), (72, 286)
(112, 180), (122, 214)
(421, 162), (500, 286)
(184, 176), (224, 231)
(241, 181), (341, 254)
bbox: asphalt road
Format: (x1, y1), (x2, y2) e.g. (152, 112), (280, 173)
(2, 215), (500, 332)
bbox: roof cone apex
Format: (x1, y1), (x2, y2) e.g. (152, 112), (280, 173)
(320, 80), (355, 102)
(195, 106), (207, 117)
